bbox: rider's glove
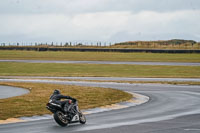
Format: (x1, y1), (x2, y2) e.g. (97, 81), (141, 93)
(72, 98), (77, 103)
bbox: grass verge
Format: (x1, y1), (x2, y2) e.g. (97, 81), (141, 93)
(0, 62), (200, 78)
(0, 82), (132, 120)
(0, 50), (200, 62)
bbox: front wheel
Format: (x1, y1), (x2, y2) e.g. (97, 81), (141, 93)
(79, 111), (86, 124)
(54, 111), (69, 127)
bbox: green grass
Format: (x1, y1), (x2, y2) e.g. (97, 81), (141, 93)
(0, 50), (200, 62)
(0, 82), (132, 120)
(0, 62), (200, 78)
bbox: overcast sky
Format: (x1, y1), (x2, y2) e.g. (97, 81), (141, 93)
(0, 0), (200, 43)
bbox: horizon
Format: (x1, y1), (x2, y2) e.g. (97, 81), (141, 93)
(1, 39), (199, 47)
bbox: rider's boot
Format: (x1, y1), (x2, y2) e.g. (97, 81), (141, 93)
(64, 103), (68, 113)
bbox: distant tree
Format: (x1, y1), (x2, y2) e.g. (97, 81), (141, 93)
(65, 42), (69, 46)
(77, 43), (83, 46)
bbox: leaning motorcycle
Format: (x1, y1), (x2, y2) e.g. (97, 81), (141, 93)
(46, 99), (86, 127)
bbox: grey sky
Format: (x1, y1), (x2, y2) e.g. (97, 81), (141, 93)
(0, 0), (200, 43)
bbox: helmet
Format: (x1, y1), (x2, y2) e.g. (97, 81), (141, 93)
(53, 89), (60, 94)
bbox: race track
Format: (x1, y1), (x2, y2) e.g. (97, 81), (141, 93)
(0, 79), (200, 133)
(0, 85), (29, 99)
(1, 59), (200, 66)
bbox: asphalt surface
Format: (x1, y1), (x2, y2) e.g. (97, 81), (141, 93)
(0, 76), (200, 82)
(0, 85), (29, 99)
(0, 79), (200, 133)
(1, 59), (200, 66)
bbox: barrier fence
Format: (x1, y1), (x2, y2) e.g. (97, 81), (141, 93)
(0, 46), (200, 53)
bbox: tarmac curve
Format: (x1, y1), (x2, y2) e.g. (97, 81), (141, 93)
(0, 85), (29, 99)
(0, 78), (200, 133)
(0, 59), (200, 66)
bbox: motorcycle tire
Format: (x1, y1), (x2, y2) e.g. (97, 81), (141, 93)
(54, 111), (69, 127)
(79, 111), (86, 124)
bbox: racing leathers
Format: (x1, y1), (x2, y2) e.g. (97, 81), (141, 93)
(50, 93), (77, 113)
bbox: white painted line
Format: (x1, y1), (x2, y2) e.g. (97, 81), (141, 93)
(184, 128), (200, 131)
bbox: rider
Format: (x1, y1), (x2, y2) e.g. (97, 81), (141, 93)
(50, 89), (77, 113)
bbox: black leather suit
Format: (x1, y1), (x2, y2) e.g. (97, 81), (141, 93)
(50, 93), (76, 113)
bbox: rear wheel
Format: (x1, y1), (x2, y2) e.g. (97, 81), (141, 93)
(79, 111), (86, 124)
(54, 111), (69, 127)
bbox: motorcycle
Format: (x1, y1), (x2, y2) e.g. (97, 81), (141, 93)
(46, 99), (86, 127)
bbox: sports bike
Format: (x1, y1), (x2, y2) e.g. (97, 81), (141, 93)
(46, 99), (86, 127)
